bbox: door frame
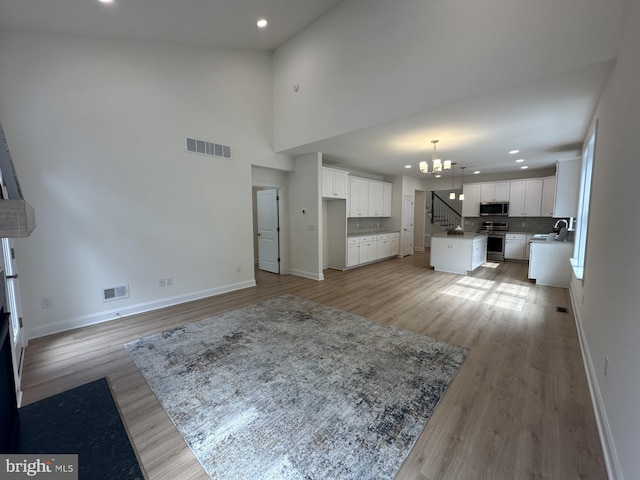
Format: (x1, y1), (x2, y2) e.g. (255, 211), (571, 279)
(2, 237), (26, 406)
(256, 188), (280, 274)
(252, 183), (287, 275)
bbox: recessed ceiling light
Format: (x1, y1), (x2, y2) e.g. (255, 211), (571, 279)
(515, 158), (525, 163)
(509, 149), (519, 155)
(98, 0), (114, 3)
(520, 165), (529, 169)
(473, 170), (480, 174)
(257, 18), (268, 28)
(405, 165), (412, 169)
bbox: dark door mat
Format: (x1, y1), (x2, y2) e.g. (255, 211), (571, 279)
(17, 377), (144, 479)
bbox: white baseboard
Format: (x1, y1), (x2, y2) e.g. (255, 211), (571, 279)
(27, 280), (257, 340)
(289, 269), (324, 281)
(569, 289), (622, 480)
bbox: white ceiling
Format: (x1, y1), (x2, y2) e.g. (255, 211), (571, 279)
(0, 0), (625, 180)
(286, 59), (615, 178)
(0, 0), (343, 51)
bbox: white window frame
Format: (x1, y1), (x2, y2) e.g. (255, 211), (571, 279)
(571, 120), (597, 280)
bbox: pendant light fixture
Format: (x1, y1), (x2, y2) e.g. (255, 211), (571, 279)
(449, 163), (457, 199)
(459, 167), (466, 200)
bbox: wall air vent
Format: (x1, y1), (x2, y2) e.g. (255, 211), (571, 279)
(102, 284), (129, 302)
(186, 137), (232, 159)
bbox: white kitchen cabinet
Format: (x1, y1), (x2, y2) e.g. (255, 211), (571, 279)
(431, 234), (487, 275)
(375, 234), (393, 259)
(390, 232), (400, 256)
(462, 184), (482, 217)
(528, 241), (574, 287)
(322, 167), (348, 199)
(554, 158), (581, 218)
(480, 182), (510, 202)
(509, 179), (543, 216)
(504, 233), (527, 260)
(382, 183), (392, 217)
(346, 232), (400, 268)
(348, 177), (392, 218)
(348, 177), (369, 217)
(346, 241), (360, 267)
(359, 236), (378, 264)
(541, 176), (556, 217)
(368, 181), (384, 217)
(472, 235), (488, 270)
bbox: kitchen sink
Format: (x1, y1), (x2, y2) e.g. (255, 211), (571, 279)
(532, 233), (551, 240)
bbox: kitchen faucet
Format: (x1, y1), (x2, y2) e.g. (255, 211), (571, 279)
(554, 219), (568, 229)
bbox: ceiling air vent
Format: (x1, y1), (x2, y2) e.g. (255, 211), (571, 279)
(186, 137), (232, 159)
(102, 284), (129, 302)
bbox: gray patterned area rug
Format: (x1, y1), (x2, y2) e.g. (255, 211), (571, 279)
(125, 294), (468, 480)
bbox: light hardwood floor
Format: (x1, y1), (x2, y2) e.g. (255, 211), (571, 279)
(20, 251), (607, 480)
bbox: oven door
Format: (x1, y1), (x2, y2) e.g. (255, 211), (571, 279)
(486, 234), (505, 261)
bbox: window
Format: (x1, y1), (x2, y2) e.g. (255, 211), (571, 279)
(571, 121), (597, 279)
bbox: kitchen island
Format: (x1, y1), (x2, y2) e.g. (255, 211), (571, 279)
(430, 232), (488, 275)
(528, 239), (574, 287)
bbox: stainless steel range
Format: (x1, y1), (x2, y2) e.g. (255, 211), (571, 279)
(478, 221), (509, 261)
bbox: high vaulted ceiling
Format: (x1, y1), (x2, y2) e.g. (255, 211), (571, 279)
(0, 0), (343, 51)
(0, 0), (629, 179)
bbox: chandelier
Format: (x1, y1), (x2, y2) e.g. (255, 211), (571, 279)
(419, 140), (452, 177)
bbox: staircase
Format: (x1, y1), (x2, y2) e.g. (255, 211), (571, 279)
(426, 192), (462, 232)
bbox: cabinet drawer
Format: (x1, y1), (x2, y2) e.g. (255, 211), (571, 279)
(506, 233), (526, 241)
(347, 237), (360, 245)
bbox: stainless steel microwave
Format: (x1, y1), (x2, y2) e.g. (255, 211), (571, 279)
(480, 202), (509, 216)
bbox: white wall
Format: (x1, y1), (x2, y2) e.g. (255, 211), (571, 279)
(0, 32), (290, 337)
(287, 153), (323, 280)
(272, 0), (624, 151)
(569, 3), (640, 479)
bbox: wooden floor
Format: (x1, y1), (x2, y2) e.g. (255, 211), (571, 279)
(20, 251), (607, 480)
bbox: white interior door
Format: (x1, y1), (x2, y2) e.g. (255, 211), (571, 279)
(2, 237), (25, 405)
(402, 194), (414, 256)
(257, 189), (280, 274)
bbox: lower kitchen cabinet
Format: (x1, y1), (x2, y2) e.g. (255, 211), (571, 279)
(528, 241), (574, 287)
(504, 233), (527, 260)
(346, 232), (400, 269)
(431, 234), (487, 275)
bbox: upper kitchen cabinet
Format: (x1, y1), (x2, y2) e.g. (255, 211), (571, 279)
(348, 177), (369, 217)
(509, 179), (543, 216)
(382, 183), (392, 217)
(553, 158), (581, 218)
(322, 167), (348, 199)
(348, 177), (392, 217)
(480, 182), (510, 202)
(462, 184), (481, 217)
(541, 176), (556, 217)
(368, 181), (384, 217)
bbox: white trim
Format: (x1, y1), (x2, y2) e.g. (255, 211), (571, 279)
(288, 269), (324, 281)
(26, 280), (256, 340)
(569, 288), (622, 480)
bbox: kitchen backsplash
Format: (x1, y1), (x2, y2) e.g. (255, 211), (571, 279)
(347, 218), (394, 234)
(464, 216), (569, 233)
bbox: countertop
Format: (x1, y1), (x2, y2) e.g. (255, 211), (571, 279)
(431, 232), (486, 240)
(347, 230), (399, 238)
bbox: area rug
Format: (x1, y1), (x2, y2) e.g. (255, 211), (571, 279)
(125, 294), (468, 479)
(17, 378), (145, 479)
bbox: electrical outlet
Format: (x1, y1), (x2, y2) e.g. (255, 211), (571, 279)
(236, 266), (241, 273)
(165, 276), (173, 286)
(41, 297), (52, 309)
(159, 278), (166, 287)
(604, 357), (609, 377)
